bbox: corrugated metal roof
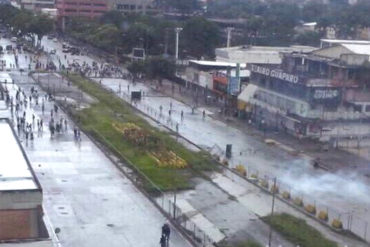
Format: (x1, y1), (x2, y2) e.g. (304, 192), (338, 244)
(341, 44), (370, 55)
(189, 60), (246, 68)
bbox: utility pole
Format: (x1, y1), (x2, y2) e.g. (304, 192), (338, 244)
(173, 188), (177, 219)
(175, 27), (183, 60)
(226, 27), (234, 48)
(268, 177), (277, 247)
(164, 28), (169, 55)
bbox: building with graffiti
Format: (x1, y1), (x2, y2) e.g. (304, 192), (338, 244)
(240, 41), (370, 146)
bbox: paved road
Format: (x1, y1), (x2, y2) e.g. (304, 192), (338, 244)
(35, 36), (370, 243)
(3, 69), (192, 247)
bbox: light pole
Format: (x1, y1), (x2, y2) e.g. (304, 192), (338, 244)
(226, 27), (234, 48)
(174, 27), (183, 60)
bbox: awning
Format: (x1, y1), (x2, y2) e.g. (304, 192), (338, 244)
(238, 84), (258, 103)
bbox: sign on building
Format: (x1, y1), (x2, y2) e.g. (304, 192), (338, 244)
(250, 64), (299, 84)
(228, 77), (240, 95)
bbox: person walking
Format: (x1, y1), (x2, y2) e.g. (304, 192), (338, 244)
(159, 234), (166, 247)
(162, 223), (170, 243)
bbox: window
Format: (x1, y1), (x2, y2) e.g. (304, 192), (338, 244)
(365, 105), (370, 112)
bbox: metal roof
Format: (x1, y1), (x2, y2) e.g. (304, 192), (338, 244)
(189, 60), (246, 68)
(341, 44), (370, 55)
(0, 120), (38, 191)
(321, 39), (370, 45)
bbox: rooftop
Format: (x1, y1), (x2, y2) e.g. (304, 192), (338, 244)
(216, 45), (316, 53)
(0, 119), (38, 191)
(321, 39), (370, 45)
(216, 45), (317, 65)
(341, 44), (370, 56)
(189, 60), (246, 68)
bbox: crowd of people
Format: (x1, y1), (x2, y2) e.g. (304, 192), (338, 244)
(60, 58), (128, 79)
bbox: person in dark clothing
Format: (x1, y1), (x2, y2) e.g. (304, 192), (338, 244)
(159, 234), (166, 247)
(162, 223), (170, 242)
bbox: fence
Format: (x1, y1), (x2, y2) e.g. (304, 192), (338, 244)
(90, 127), (214, 247)
(223, 163), (370, 244)
(156, 193), (215, 247)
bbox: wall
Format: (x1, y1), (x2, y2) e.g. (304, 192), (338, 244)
(185, 67), (213, 89)
(340, 54), (369, 66)
(0, 191), (42, 210)
(313, 45), (351, 59)
(0, 209), (38, 240)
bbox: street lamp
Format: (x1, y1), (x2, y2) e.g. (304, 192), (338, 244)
(226, 27), (234, 48)
(174, 27), (183, 60)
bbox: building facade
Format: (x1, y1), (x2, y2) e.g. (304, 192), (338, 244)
(109, 0), (159, 14)
(0, 118), (51, 246)
(215, 45), (316, 65)
(243, 42), (370, 146)
(20, 0), (55, 11)
(56, 0), (108, 19)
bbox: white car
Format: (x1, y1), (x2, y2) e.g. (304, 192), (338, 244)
(53, 38), (58, 42)
(50, 49), (56, 54)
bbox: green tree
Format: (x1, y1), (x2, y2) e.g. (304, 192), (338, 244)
(90, 24), (122, 51)
(164, 0), (200, 14)
(294, 31), (321, 46)
(145, 57), (175, 85)
(302, 2), (328, 22)
(11, 11), (33, 37)
(29, 15), (54, 46)
(123, 22), (155, 54)
(182, 17), (220, 59)
(100, 10), (124, 28)
(127, 60), (146, 82)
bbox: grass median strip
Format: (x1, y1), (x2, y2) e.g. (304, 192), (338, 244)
(64, 73), (215, 192)
(263, 213), (337, 247)
(219, 240), (263, 247)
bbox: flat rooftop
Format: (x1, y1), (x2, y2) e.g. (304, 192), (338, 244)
(321, 39), (370, 45)
(0, 120), (38, 191)
(189, 60), (246, 68)
(216, 45), (317, 53)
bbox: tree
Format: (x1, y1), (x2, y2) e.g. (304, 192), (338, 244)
(302, 2), (328, 22)
(164, 0), (200, 14)
(29, 15), (54, 46)
(90, 24), (122, 51)
(145, 57), (175, 85)
(127, 60), (146, 82)
(182, 17), (220, 59)
(11, 11), (33, 37)
(294, 31), (321, 47)
(123, 22), (155, 54)
(100, 10), (124, 28)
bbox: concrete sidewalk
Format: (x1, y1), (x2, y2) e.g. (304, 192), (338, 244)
(5, 72), (192, 247)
